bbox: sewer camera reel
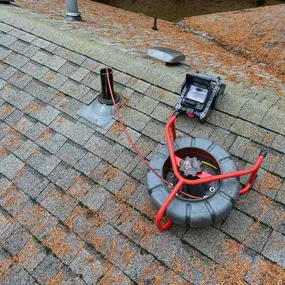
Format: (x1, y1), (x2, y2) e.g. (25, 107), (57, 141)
(104, 68), (266, 232)
(147, 72), (266, 231)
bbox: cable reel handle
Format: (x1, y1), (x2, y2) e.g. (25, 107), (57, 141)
(155, 215), (173, 232)
(195, 71), (219, 82)
(155, 198), (174, 232)
(239, 150), (267, 195)
(155, 181), (183, 232)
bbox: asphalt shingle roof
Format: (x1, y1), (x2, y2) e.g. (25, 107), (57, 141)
(0, 4), (285, 285)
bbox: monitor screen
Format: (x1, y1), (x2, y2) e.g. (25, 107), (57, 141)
(186, 85), (208, 103)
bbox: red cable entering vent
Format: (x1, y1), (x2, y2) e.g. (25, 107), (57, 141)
(105, 69), (171, 186)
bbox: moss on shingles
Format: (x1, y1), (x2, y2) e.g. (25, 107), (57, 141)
(44, 246), (52, 255)
(32, 235), (41, 244)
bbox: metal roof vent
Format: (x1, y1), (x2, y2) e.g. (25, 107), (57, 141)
(147, 46), (185, 64)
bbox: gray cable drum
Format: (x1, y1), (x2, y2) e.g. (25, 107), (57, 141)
(147, 137), (240, 228)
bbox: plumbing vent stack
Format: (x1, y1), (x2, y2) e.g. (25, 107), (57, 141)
(77, 68), (121, 130)
(66, 0), (82, 21)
